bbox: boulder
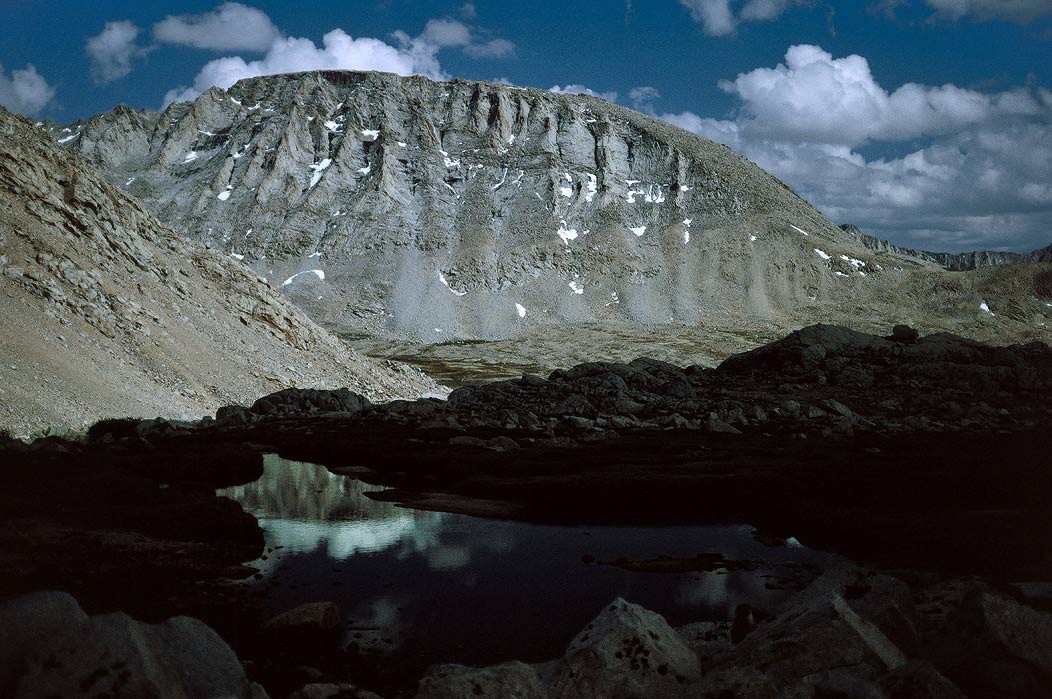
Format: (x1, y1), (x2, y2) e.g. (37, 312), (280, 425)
(0, 591), (266, 699)
(822, 398), (856, 419)
(718, 324), (894, 376)
(289, 683), (384, 699)
(547, 597), (701, 699)
(695, 566), (918, 698)
(261, 601), (341, 635)
(250, 388), (371, 417)
(0, 591), (89, 694)
(216, 404), (252, 426)
(891, 325), (920, 344)
(878, 661), (966, 699)
(977, 591), (1052, 677)
(676, 620), (733, 661)
(705, 412), (742, 434)
(415, 661), (545, 699)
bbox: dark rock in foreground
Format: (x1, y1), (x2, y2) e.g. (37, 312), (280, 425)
(0, 591), (267, 698)
(412, 564), (1052, 698)
(213, 323), (1052, 441)
(3, 324), (1052, 698)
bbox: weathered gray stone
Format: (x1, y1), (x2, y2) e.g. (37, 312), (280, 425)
(290, 683), (383, 699)
(695, 566), (918, 699)
(0, 591), (266, 699)
(415, 661), (545, 699)
(261, 601), (341, 635)
(216, 404), (252, 425)
(250, 388), (371, 416)
(547, 597), (701, 699)
(977, 592), (1052, 677)
(0, 591), (89, 695)
(878, 661), (966, 699)
(706, 412), (742, 434)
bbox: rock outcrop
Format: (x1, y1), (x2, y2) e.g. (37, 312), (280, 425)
(189, 323), (1052, 444)
(0, 591), (267, 699)
(412, 568), (1052, 698)
(393, 323), (1052, 438)
(55, 71), (1052, 350)
(0, 106), (441, 435)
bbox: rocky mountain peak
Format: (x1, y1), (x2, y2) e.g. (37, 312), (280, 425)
(60, 70), (876, 340)
(54, 70), (1051, 353)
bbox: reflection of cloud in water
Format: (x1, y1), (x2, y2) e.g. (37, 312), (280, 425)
(256, 514), (515, 571)
(675, 570), (771, 619)
(425, 544), (471, 571)
(259, 512), (445, 561)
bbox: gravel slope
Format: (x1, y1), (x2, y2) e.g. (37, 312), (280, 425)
(0, 107), (442, 436)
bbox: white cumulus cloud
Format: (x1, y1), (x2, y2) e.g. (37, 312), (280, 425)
(86, 20), (149, 84)
(164, 29), (446, 105)
(464, 38), (516, 59)
(162, 10), (514, 105)
(629, 85), (661, 110)
(0, 64), (56, 116)
(415, 18), (515, 58)
(678, 0), (804, 35)
(154, 2), (282, 52)
(925, 0), (1052, 22)
(549, 84), (619, 102)
(661, 45), (1052, 252)
(719, 44), (1040, 146)
(418, 18), (473, 48)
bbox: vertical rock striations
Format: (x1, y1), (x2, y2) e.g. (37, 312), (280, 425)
(62, 70), (903, 342)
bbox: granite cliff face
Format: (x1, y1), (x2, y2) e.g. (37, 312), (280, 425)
(55, 71), (911, 339)
(0, 107), (439, 435)
(56, 70), (1051, 354)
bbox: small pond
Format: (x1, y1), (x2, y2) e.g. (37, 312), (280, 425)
(218, 455), (836, 679)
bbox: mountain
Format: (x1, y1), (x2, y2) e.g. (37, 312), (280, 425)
(840, 224), (1052, 271)
(0, 107), (440, 436)
(54, 71), (1051, 367)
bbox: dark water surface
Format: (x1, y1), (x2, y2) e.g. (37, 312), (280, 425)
(218, 455), (835, 677)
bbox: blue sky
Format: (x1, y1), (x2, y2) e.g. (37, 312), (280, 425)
(2, 0), (1051, 251)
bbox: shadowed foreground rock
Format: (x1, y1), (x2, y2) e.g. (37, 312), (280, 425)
(211, 323), (1052, 441)
(3, 324), (1052, 696)
(411, 566), (1052, 699)
(0, 591), (267, 699)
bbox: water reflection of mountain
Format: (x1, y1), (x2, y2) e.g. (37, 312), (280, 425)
(216, 455), (837, 678)
(218, 454), (400, 521)
(217, 455), (507, 564)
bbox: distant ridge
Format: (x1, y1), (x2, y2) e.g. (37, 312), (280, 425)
(840, 223), (1052, 272)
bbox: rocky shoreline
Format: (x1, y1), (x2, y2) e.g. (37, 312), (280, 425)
(5, 562), (1052, 698)
(3, 323), (1052, 697)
